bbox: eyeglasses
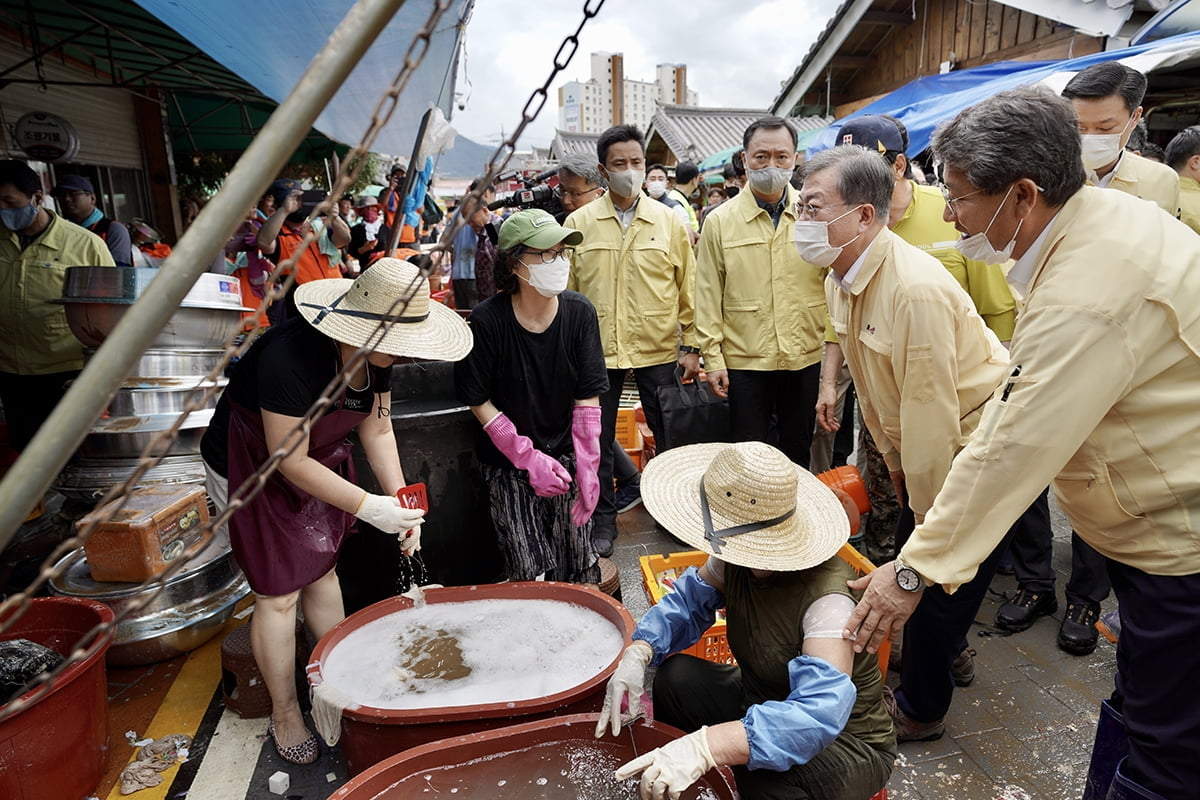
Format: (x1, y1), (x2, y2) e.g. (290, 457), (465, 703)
(939, 185), (984, 216)
(523, 246), (574, 263)
(554, 185), (601, 199)
(793, 200), (849, 219)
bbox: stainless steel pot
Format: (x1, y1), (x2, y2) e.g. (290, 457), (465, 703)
(59, 302), (246, 349)
(54, 454), (206, 502)
(85, 348), (228, 380)
(48, 541), (251, 665)
(106, 380), (225, 417)
(61, 267), (249, 309)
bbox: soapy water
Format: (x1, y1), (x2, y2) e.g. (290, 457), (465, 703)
(387, 740), (722, 800)
(321, 599), (624, 709)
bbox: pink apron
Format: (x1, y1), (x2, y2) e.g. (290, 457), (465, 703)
(226, 400), (364, 595)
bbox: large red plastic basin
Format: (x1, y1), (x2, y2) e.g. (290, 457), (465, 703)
(0, 596), (114, 800)
(308, 582), (634, 775)
(328, 713), (740, 799)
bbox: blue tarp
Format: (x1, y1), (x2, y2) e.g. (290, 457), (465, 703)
(135, 0), (471, 157)
(808, 29), (1200, 157)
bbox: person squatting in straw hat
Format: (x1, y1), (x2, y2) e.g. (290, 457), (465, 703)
(200, 258), (472, 766)
(597, 441), (895, 800)
(454, 209), (609, 583)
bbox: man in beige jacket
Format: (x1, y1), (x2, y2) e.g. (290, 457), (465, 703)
(797, 146), (1014, 742)
(847, 85), (1200, 800)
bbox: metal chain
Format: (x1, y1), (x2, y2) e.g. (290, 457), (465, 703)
(0, 0), (606, 720)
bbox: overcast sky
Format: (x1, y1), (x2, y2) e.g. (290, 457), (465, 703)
(449, 0), (842, 149)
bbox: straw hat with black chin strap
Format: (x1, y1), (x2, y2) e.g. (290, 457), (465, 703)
(294, 257), (472, 361)
(641, 441), (849, 572)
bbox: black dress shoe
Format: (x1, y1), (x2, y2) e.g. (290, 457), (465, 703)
(995, 587), (1059, 632)
(1058, 602), (1101, 655)
(592, 532), (615, 558)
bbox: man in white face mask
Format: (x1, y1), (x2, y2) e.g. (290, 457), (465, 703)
(1062, 62), (1179, 215)
(455, 209), (608, 585)
(802, 146), (1011, 745)
(695, 117), (826, 468)
(563, 124), (699, 558)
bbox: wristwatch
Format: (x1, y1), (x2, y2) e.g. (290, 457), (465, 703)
(894, 558), (925, 592)
(679, 345), (701, 355)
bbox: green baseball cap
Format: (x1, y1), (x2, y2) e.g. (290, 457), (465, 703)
(497, 208), (583, 251)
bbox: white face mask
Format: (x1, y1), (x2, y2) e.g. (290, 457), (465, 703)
(605, 169), (645, 199)
(1080, 116), (1134, 172)
(645, 180), (668, 199)
(954, 184), (1021, 265)
(792, 205), (865, 268)
(748, 166), (793, 196)
(521, 255), (571, 298)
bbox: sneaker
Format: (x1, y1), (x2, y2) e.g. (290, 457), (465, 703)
(592, 530), (616, 558)
(1096, 608), (1121, 644)
(951, 647), (976, 687)
(614, 482), (643, 513)
(1057, 602), (1100, 655)
(882, 685), (945, 742)
(995, 587), (1059, 633)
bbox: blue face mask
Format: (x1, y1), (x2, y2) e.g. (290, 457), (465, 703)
(0, 203), (38, 232)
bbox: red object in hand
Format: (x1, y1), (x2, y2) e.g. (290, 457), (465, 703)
(396, 483), (429, 513)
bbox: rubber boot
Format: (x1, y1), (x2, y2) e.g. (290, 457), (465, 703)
(1105, 758), (1168, 800)
(1082, 699), (1128, 800)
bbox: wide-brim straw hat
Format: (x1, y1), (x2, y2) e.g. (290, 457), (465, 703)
(642, 441), (849, 571)
(294, 257), (472, 361)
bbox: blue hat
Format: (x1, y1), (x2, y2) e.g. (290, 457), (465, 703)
(52, 174), (94, 195)
(837, 116), (905, 154)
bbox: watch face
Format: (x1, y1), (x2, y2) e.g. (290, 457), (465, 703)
(897, 567), (921, 591)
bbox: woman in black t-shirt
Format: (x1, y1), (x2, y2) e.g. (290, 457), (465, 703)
(200, 258), (471, 765)
(455, 209), (608, 584)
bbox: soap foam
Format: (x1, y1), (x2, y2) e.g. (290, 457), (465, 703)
(321, 598), (624, 709)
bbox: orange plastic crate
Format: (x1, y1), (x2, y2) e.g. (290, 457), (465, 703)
(638, 544), (889, 677)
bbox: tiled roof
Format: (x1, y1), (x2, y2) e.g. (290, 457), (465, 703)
(550, 130), (601, 160)
(647, 105), (831, 161)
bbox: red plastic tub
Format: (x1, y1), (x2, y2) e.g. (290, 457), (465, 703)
(0, 596), (114, 800)
(328, 713), (740, 799)
(308, 582), (635, 775)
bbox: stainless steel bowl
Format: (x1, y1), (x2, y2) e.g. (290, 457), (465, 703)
(60, 302), (246, 349)
(61, 268), (249, 309)
(54, 454), (206, 502)
(78, 410), (213, 458)
(106, 380), (224, 417)
(48, 541), (251, 665)
(85, 348), (228, 379)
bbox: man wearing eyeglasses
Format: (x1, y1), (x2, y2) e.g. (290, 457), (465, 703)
(555, 154), (606, 217)
(564, 124), (699, 558)
(695, 116), (827, 468)
(798, 145), (1011, 745)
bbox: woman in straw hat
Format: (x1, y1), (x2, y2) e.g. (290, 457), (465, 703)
(200, 258), (471, 765)
(597, 441), (895, 800)
(454, 208), (608, 583)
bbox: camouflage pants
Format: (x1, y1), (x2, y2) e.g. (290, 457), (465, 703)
(857, 413), (899, 566)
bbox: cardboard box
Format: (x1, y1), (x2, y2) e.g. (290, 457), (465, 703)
(615, 407), (642, 450)
(80, 485), (210, 583)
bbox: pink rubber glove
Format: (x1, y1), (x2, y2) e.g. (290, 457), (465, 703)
(570, 405), (602, 527)
(484, 412), (572, 497)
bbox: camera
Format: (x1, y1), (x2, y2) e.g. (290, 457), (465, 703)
(487, 169), (564, 219)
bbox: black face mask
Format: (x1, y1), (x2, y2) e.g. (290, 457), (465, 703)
(725, 185), (740, 198)
(286, 210), (307, 224)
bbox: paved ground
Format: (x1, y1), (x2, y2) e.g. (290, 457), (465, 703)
(609, 497), (1115, 800)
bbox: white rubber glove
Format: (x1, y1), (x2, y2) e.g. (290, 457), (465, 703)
(354, 493), (425, 535)
(596, 640), (654, 737)
(615, 726), (717, 800)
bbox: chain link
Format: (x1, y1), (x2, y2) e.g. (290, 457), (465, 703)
(0, 0), (605, 720)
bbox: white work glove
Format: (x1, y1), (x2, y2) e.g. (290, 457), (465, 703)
(596, 640), (654, 737)
(354, 493), (425, 535)
(615, 726), (717, 800)
(399, 525), (422, 557)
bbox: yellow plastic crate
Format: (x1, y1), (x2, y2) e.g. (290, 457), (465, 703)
(638, 544), (890, 676)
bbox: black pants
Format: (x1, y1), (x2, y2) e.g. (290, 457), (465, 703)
(653, 654), (894, 800)
(452, 278), (478, 310)
(727, 364), (820, 468)
(1108, 561), (1200, 797)
(0, 370), (80, 451)
(1009, 490), (1112, 605)
(892, 495), (1038, 722)
(594, 362), (676, 539)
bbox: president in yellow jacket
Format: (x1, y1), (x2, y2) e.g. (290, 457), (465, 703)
(847, 85), (1200, 800)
